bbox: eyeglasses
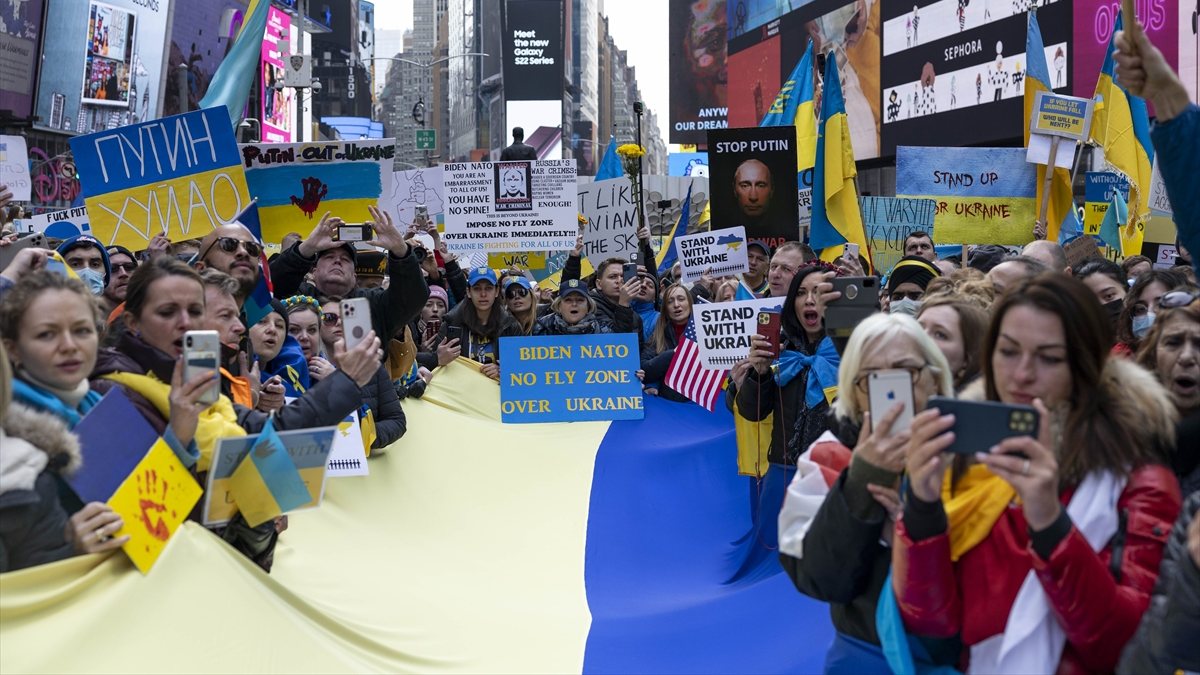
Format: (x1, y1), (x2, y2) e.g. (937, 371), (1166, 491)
(852, 364), (928, 394)
(891, 290), (924, 302)
(1158, 289), (1200, 310)
(506, 286), (530, 299)
(111, 262), (138, 274)
(201, 236), (262, 260)
(321, 312), (341, 326)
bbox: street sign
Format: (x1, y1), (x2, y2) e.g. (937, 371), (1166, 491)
(415, 129), (436, 150)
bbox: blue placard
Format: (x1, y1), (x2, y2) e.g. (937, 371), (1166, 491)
(499, 334), (644, 423)
(1084, 172), (1130, 204)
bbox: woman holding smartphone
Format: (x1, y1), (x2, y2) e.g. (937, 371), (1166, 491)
(895, 273), (1181, 673)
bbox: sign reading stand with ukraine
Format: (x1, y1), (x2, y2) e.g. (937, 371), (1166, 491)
(240, 139), (396, 244)
(70, 106), (252, 251)
(499, 334), (643, 423)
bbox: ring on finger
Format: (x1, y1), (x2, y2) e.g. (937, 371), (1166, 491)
(1022, 458), (1031, 476)
(94, 528), (110, 543)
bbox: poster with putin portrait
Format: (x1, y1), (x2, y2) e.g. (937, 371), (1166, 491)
(706, 126), (799, 249)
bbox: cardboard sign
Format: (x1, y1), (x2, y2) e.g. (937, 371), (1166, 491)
(488, 251), (548, 272)
(578, 177), (637, 268)
(896, 146), (1036, 247)
(1083, 172), (1130, 236)
(1063, 234), (1101, 269)
(203, 426), (337, 526)
(694, 297), (785, 370)
(498, 334), (644, 423)
(706, 126), (800, 249)
(1148, 158), (1172, 216)
(0, 135), (31, 201)
(675, 226), (749, 283)
(69, 389), (159, 504)
(70, 107), (252, 250)
(326, 411), (369, 477)
(1029, 91), (1093, 140)
(108, 438), (203, 574)
(16, 206), (92, 238)
(239, 139), (396, 244)
(859, 196), (937, 274)
(441, 159), (578, 254)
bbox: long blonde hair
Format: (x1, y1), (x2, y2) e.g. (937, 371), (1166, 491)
(651, 284), (693, 353)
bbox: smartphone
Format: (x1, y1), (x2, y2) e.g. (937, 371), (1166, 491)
(0, 233), (47, 271)
(340, 297), (372, 350)
(334, 223), (374, 242)
(424, 319), (441, 343)
(755, 311), (782, 358)
(825, 276), (879, 339)
(845, 242), (860, 262)
(444, 325), (463, 343)
(622, 262), (639, 283)
(183, 330), (221, 405)
(867, 370), (915, 435)
(926, 396), (1040, 455)
(415, 204), (428, 219)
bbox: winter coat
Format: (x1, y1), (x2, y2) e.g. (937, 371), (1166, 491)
(436, 301), (524, 364)
(1152, 103), (1200, 279)
(270, 241), (430, 343)
(0, 402), (81, 573)
(532, 312), (613, 336)
(642, 320), (688, 403)
(358, 364), (406, 449)
(1117, 491), (1200, 674)
(894, 359), (1183, 674)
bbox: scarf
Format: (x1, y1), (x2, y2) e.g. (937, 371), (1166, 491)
(943, 464), (1017, 562)
(101, 371), (245, 473)
(11, 377), (102, 429)
(545, 313), (605, 335)
(260, 335), (310, 398)
(772, 336), (840, 408)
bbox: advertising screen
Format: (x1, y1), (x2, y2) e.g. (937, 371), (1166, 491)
(726, 32), (780, 127)
(261, 6), (294, 142)
(163, 0), (248, 117)
(726, 0), (794, 40)
(0, 0), (45, 121)
(503, 0), (564, 101)
(880, 0), (1071, 156)
(1073, 1), (1178, 101)
(669, 0), (729, 144)
(81, 1), (137, 107)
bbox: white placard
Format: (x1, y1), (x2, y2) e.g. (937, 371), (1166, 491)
(1025, 134), (1076, 170)
(578, 177), (637, 268)
(326, 410), (369, 477)
(694, 297), (784, 370)
(16, 206), (91, 236)
(389, 167), (445, 226)
(0, 135), (31, 202)
(1148, 157), (1172, 216)
(441, 159), (578, 253)
(675, 225), (749, 283)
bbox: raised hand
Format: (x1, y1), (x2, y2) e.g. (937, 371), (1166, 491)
(298, 211), (344, 258)
(369, 204), (408, 257)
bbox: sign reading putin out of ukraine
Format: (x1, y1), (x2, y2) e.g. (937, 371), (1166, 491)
(70, 106), (252, 251)
(499, 334), (644, 423)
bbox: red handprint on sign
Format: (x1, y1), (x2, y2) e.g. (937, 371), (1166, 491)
(290, 177), (329, 219)
(136, 469), (171, 541)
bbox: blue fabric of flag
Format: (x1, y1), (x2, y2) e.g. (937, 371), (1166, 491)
(594, 137), (622, 181)
(655, 182), (693, 276)
(772, 336), (840, 408)
(198, 0), (269, 126)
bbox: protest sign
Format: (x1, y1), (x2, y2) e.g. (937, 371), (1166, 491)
(70, 107), (252, 250)
(498, 334), (643, 423)
(1028, 91), (1093, 140)
(326, 411), (369, 477)
(203, 426), (337, 526)
(108, 438), (203, 574)
(389, 167), (445, 226)
(578, 177), (637, 268)
(16, 206), (91, 238)
(896, 146), (1036, 247)
(1148, 158), (1172, 216)
(1084, 172), (1131, 236)
(489, 251), (548, 271)
(240, 139), (396, 244)
(69, 389), (159, 504)
(441, 159), (578, 254)
(1064, 234), (1101, 269)
(694, 297), (785, 370)
(859, 196), (937, 274)
(707, 126), (799, 248)
(675, 226), (749, 283)
(0, 135), (31, 201)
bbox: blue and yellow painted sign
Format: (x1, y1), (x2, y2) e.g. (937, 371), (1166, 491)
(499, 334), (644, 423)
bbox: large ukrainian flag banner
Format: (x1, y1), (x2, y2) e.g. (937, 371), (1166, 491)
(69, 107), (252, 251)
(761, 39), (817, 174)
(240, 140), (396, 244)
(0, 359), (834, 673)
(1024, 10), (1076, 242)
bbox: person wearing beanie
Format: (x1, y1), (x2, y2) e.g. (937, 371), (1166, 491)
(887, 255), (941, 317)
(102, 245), (137, 315)
(744, 240), (771, 296)
(248, 297), (310, 397)
(56, 235), (110, 297)
(355, 250), (388, 289)
(409, 283), (451, 372)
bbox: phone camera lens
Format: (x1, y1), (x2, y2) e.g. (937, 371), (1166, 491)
(845, 285), (859, 300)
(353, 326), (364, 339)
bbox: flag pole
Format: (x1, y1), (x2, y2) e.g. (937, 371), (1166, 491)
(1036, 137), (1060, 239)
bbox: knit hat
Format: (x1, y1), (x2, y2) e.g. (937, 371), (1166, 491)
(887, 255), (941, 293)
(428, 284), (449, 307)
(57, 235), (111, 285)
(263, 298), (290, 332)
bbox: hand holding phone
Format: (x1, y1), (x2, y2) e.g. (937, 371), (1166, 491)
(340, 298), (372, 350)
(333, 223), (375, 242)
(183, 330), (221, 405)
(925, 397), (1039, 455)
(755, 311), (782, 358)
(867, 370), (915, 436)
(825, 276), (879, 339)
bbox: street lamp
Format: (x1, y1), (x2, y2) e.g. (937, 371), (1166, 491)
(367, 53), (489, 166)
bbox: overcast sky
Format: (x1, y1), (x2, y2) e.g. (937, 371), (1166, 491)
(372, 0), (671, 141)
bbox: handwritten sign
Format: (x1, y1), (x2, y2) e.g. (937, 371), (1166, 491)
(1029, 91), (1093, 140)
(1084, 172), (1130, 235)
(694, 297), (784, 370)
(389, 167), (445, 226)
(0, 135), (31, 201)
(442, 159), (578, 254)
(897, 146), (1036, 247)
(578, 177), (637, 268)
(240, 139), (396, 244)
(70, 107), (252, 250)
(203, 426), (337, 526)
(675, 225), (749, 283)
(859, 196), (937, 273)
(108, 438), (203, 574)
(498, 334), (643, 423)
(1148, 158), (1172, 216)
(488, 251), (548, 271)
(16, 206), (92, 238)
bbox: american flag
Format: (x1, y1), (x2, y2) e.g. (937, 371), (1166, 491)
(665, 318), (727, 411)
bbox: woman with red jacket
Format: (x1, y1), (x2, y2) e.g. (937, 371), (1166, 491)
(895, 273), (1182, 673)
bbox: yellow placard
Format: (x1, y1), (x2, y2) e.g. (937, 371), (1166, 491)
(488, 251), (548, 271)
(107, 439), (203, 575)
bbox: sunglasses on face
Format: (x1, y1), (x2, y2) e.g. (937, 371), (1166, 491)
(321, 312), (341, 326)
(506, 287), (530, 299)
(203, 237), (262, 259)
(111, 262), (138, 274)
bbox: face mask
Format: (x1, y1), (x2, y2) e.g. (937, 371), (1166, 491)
(1132, 312), (1156, 339)
(889, 297), (921, 317)
(77, 267), (105, 295)
(1103, 298), (1124, 321)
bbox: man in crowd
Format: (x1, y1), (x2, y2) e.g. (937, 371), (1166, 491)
(903, 230), (936, 261)
(591, 258), (644, 335)
(196, 222), (264, 304)
(102, 245), (137, 315)
(1023, 239), (1071, 274)
(766, 242), (809, 297)
(355, 250), (388, 289)
(987, 255), (1048, 294)
(56, 235), (109, 298)
(886, 256), (941, 316)
(743, 240), (771, 296)
(270, 206), (429, 349)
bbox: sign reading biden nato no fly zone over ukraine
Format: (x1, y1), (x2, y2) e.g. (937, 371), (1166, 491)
(499, 334), (643, 423)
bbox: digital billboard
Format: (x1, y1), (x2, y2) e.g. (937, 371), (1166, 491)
(261, 6), (294, 142)
(726, 31), (780, 127)
(81, 2), (137, 107)
(879, 0), (1071, 156)
(162, 1), (248, 118)
(1073, 1), (1178, 102)
(0, 0), (45, 121)
(726, 0), (793, 40)
(503, 0), (565, 101)
(669, 0), (729, 144)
